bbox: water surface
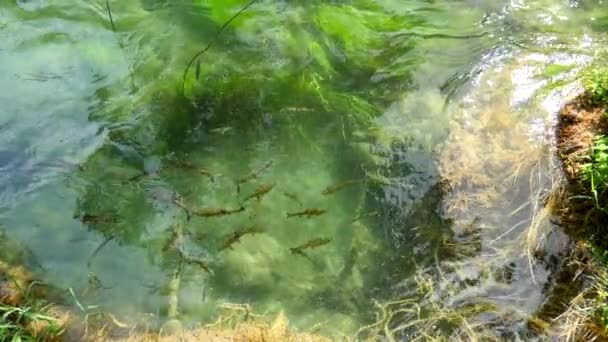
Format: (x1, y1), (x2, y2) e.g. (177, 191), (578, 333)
(1, 0), (607, 338)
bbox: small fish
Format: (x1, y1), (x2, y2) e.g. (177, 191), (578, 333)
(184, 258), (212, 273)
(283, 191), (303, 206)
(87, 272), (104, 290)
(242, 183), (274, 202)
(220, 225), (265, 251)
(199, 168), (215, 182)
(195, 59), (201, 80)
(321, 179), (364, 195)
(166, 160), (197, 170)
(124, 171), (148, 183)
(287, 208), (327, 219)
(172, 194), (192, 220)
(76, 214), (116, 225)
(289, 238), (331, 256)
(209, 126), (233, 135)
(192, 206), (245, 218)
(162, 227), (182, 252)
(79, 214), (102, 224)
(236, 161), (273, 193)
(280, 107), (313, 113)
(168, 161), (215, 182)
(351, 211), (379, 223)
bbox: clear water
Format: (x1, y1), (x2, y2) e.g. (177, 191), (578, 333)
(1, 0), (607, 339)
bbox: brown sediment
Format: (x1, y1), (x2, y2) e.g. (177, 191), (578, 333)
(557, 93), (608, 183)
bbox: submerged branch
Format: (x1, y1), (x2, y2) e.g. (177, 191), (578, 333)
(105, 0), (116, 33)
(86, 235), (116, 268)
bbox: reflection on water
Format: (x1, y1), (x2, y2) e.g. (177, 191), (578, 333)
(0, 0), (607, 339)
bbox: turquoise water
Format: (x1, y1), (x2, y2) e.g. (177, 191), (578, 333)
(1, 0), (608, 339)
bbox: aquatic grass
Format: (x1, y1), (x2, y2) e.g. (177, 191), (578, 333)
(181, 0), (259, 95)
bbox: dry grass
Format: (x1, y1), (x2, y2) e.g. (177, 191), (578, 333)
(92, 311), (331, 342)
(557, 94), (608, 182)
(539, 242), (608, 342)
(0, 260), (30, 306)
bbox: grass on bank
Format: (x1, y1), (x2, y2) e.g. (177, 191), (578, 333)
(0, 274), (64, 342)
(569, 66), (608, 337)
(0, 302), (62, 342)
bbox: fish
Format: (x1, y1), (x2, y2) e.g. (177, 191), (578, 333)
(172, 194), (192, 220)
(184, 258), (212, 273)
(282, 191), (303, 206)
(195, 59), (201, 80)
(199, 168), (215, 182)
(286, 208), (327, 219)
(236, 161), (273, 193)
(124, 171), (148, 183)
(351, 211), (379, 223)
(220, 225), (265, 251)
(280, 107), (313, 113)
(242, 183), (274, 202)
(192, 206), (245, 218)
(162, 226), (183, 252)
(167, 161), (215, 182)
(209, 127), (233, 135)
(321, 179), (365, 195)
(76, 213), (117, 225)
(289, 238), (331, 256)
(79, 214), (102, 224)
(168, 160), (195, 170)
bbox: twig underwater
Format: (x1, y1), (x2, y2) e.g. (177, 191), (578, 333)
(181, 0), (260, 95)
(105, 0), (116, 33)
(103, 0), (138, 92)
(86, 235), (116, 268)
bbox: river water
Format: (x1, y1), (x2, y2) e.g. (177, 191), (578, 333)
(0, 0), (606, 339)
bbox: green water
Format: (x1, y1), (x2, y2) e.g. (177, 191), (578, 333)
(1, 0), (608, 339)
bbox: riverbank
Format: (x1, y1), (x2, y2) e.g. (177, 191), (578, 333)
(554, 69), (608, 340)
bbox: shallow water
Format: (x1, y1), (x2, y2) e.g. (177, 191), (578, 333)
(1, 0), (607, 339)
